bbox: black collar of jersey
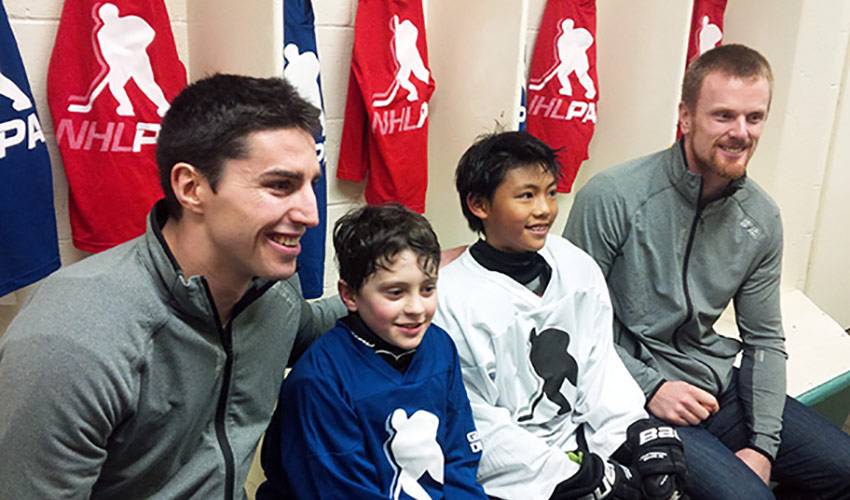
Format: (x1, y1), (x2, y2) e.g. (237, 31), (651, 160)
(470, 239), (552, 294)
(341, 313), (416, 373)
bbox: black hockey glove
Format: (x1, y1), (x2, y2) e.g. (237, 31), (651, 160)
(623, 418), (688, 500)
(550, 450), (641, 500)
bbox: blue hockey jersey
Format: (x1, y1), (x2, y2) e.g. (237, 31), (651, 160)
(258, 321), (487, 499)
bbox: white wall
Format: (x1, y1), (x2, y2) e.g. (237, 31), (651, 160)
(2, 1), (849, 330)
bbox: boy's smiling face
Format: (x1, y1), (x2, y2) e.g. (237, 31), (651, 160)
(339, 249), (437, 350)
(470, 164), (559, 253)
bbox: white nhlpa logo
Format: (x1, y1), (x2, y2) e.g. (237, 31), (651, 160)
(284, 43), (326, 130)
(67, 3), (170, 117)
(384, 409), (444, 500)
(529, 18), (596, 99)
(371, 15), (430, 108)
(0, 71), (46, 159)
(0, 72), (32, 111)
(698, 16), (722, 55)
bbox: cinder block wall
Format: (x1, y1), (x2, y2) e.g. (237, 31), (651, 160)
(3, 1), (850, 334)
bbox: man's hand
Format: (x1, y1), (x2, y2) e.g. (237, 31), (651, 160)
(735, 448), (771, 485)
(647, 381), (719, 426)
(623, 418), (689, 500)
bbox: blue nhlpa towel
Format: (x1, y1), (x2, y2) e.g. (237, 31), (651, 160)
(0, 2), (60, 297)
(285, 0), (327, 299)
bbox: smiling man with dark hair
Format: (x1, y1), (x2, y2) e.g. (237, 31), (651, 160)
(0, 74), (345, 499)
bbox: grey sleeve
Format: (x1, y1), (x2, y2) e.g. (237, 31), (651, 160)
(0, 330), (130, 499)
(612, 342), (667, 399)
(563, 175), (627, 277)
(565, 176), (665, 396)
(734, 213), (787, 460)
(283, 276), (346, 365)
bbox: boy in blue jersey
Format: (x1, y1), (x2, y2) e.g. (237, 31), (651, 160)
(258, 203), (487, 499)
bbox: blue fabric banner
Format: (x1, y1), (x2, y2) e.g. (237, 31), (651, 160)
(284, 0), (327, 299)
(0, 2), (60, 296)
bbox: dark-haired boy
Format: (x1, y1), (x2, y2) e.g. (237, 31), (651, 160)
(258, 203), (487, 499)
(434, 132), (688, 500)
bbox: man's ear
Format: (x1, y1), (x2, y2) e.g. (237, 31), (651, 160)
(170, 162), (208, 215)
(338, 280), (358, 313)
(466, 193), (490, 221)
(678, 102), (692, 136)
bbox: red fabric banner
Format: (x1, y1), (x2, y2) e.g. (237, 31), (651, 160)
(677, 0), (727, 137)
(526, 0), (597, 193)
(48, 0), (186, 252)
(686, 0), (728, 65)
(337, 0), (435, 213)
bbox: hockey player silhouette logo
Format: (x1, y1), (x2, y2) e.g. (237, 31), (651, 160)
(518, 327), (579, 422)
(529, 18), (596, 99)
(284, 43), (325, 130)
(0, 72), (32, 111)
(698, 15), (722, 55)
(371, 15), (430, 108)
(384, 408), (445, 499)
(67, 3), (170, 117)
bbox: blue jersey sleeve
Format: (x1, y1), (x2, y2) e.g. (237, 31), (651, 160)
(259, 372), (386, 499)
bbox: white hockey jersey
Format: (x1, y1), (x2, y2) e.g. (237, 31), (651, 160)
(434, 235), (646, 500)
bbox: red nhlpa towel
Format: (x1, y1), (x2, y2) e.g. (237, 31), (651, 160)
(677, 0), (727, 137)
(48, 0), (186, 252)
(687, 0), (727, 64)
(337, 0), (435, 213)
(527, 0), (597, 193)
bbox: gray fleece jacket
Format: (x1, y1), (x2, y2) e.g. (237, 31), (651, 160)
(0, 202), (345, 499)
(564, 143), (786, 459)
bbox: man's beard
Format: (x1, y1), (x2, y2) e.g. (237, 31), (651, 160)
(695, 138), (752, 181)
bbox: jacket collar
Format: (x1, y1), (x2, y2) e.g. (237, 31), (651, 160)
(667, 140), (746, 207)
(141, 200), (275, 324)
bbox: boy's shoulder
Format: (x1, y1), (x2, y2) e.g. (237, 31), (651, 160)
(541, 234), (606, 283)
(439, 235), (602, 287)
(287, 322), (353, 378)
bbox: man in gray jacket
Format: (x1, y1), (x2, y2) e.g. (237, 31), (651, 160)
(565, 44), (850, 499)
(0, 74), (345, 499)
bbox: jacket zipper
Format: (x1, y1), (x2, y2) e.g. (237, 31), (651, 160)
(673, 182), (723, 392)
(203, 281), (236, 500)
(202, 280), (275, 500)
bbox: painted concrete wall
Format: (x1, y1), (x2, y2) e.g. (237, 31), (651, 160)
(1, 1), (848, 327)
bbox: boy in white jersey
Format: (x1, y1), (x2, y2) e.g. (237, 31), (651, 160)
(433, 132), (688, 500)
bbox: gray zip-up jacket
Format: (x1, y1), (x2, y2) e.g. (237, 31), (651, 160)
(0, 203), (345, 499)
(564, 143), (786, 459)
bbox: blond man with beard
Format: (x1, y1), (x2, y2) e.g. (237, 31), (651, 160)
(565, 44), (850, 499)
